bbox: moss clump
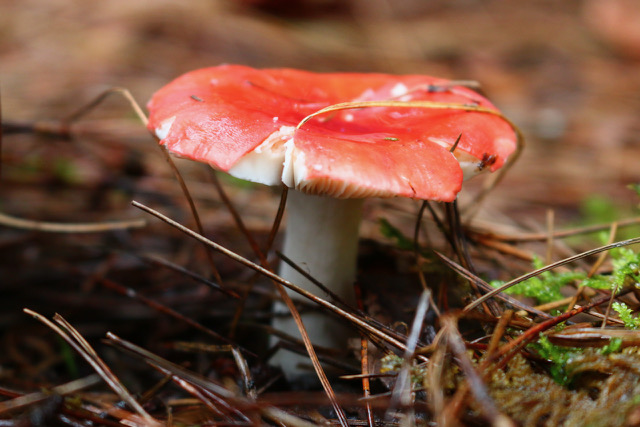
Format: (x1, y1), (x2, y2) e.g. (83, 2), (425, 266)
(490, 256), (588, 306)
(488, 348), (640, 426)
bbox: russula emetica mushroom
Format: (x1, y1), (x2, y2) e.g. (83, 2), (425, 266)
(147, 64), (517, 377)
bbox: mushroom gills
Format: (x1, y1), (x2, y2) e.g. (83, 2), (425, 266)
(228, 125), (296, 185)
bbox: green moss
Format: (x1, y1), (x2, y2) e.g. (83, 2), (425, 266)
(217, 172), (258, 189)
(530, 335), (624, 386)
(379, 353), (427, 389)
(580, 195), (620, 224)
(493, 243), (640, 307)
(572, 192), (640, 243)
(583, 246), (640, 294)
(52, 157), (79, 184)
(600, 337), (623, 355)
(612, 302), (640, 329)
(490, 256), (586, 305)
(529, 335), (577, 385)
(379, 218), (415, 251)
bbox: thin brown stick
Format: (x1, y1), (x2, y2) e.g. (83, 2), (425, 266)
(0, 375), (101, 415)
(267, 291), (351, 425)
(107, 332), (318, 427)
(427, 342), (447, 425)
(354, 282), (374, 427)
(0, 211), (145, 233)
(425, 201), (454, 248)
(464, 235), (640, 312)
(228, 274), (259, 341)
(209, 170), (263, 259)
(446, 200), (502, 318)
(276, 251), (354, 309)
(601, 281), (621, 329)
(23, 310), (160, 426)
(232, 347), (258, 400)
(229, 186), (288, 339)
(546, 209), (555, 265)
(435, 251), (552, 319)
(138, 253), (239, 299)
(538, 296), (578, 312)
(486, 310), (513, 359)
(491, 291), (629, 367)
(413, 201), (429, 264)
(442, 316), (514, 426)
(475, 237), (536, 261)
(158, 145), (223, 285)
(266, 186), (288, 254)
(469, 216), (640, 242)
(132, 200), (350, 427)
(131, 200), (410, 351)
(61, 87), (148, 127)
(297, 100), (515, 131)
(97, 275), (248, 350)
(563, 222), (620, 314)
(589, 222), (618, 278)
(70, 86), (222, 284)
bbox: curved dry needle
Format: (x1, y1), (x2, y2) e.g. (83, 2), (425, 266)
(464, 235), (640, 313)
(132, 201), (351, 427)
(296, 99), (524, 213)
(265, 186), (288, 254)
(0, 87), (150, 234)
(297, 100), (511, 128)
(23, 309), (160, 426)
(470, 216), (640, 243)
(59, 86), (222, 284)
(131, 200), (411, 352)
(0, 375), (101, 415)
(435, 251), (551, 319)
(0, 211), (145, 233)
(61, 87), (148, 127)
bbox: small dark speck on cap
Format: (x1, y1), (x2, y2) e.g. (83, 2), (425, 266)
(190, 95), (204, 102)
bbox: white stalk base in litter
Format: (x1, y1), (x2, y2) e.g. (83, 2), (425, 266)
(271, 191), (363, 379)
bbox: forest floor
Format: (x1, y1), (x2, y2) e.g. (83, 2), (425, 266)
(1, 1), (640, 425)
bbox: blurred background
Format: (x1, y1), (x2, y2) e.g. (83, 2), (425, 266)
(2, 0), (639, 219)
(1, 0), (640, 395)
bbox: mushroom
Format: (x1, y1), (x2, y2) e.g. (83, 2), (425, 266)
(147, 65), (518, 377)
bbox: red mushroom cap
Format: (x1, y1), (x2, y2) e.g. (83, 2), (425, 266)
(147, 65), (517, 202)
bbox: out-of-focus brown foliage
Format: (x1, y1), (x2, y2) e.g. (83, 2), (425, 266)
(2, 0), (640, 215)
(2, 1), (640, 425)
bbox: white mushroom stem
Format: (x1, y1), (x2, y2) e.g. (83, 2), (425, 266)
(271, 191), (364, 378)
